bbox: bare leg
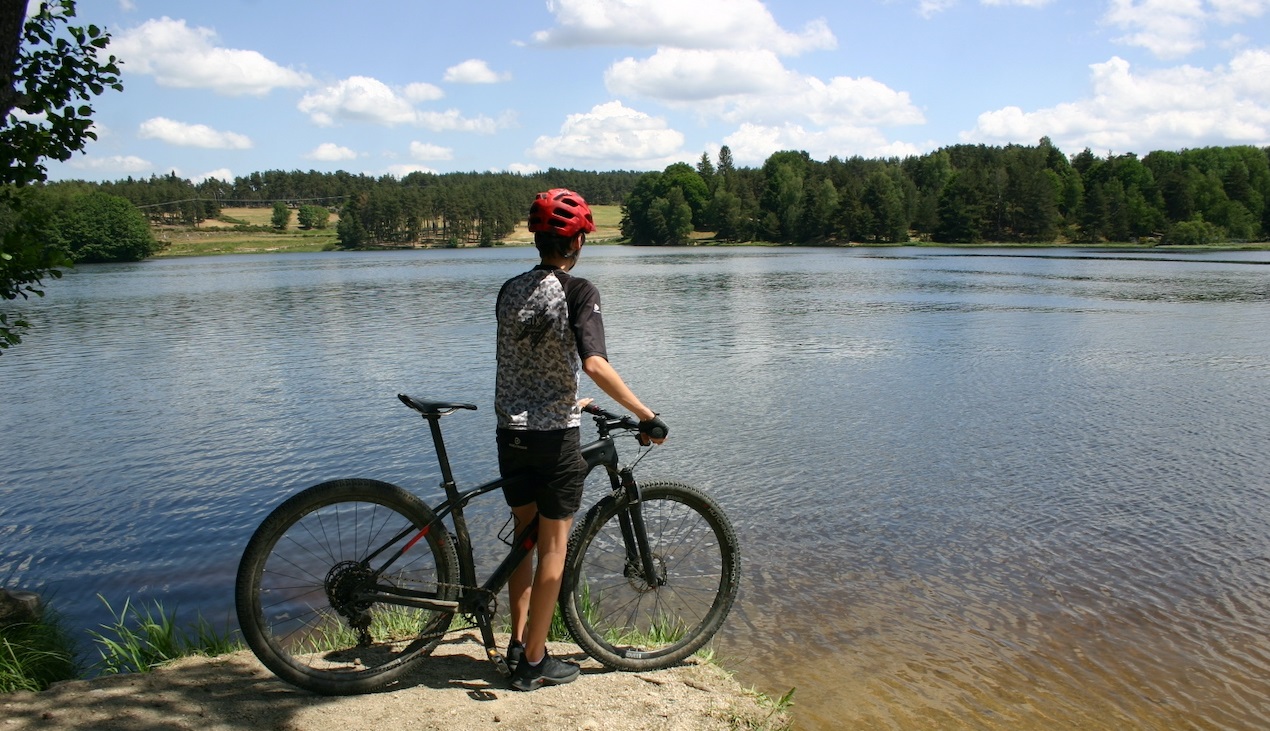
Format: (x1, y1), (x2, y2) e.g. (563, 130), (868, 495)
(522, 514), (574, 664)
(507, 504), (538, 645)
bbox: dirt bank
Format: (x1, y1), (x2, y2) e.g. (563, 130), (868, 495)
(0, 634), (785, 731)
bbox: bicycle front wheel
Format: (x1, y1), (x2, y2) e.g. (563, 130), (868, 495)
(235, 479), (459, 695)
(561, 480), (740, 671)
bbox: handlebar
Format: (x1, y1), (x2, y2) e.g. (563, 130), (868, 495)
(583, 403), (668, 443)
(583, 403), (640, 430)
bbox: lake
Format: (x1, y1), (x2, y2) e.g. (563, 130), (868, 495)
(2, 245), (1268, 729)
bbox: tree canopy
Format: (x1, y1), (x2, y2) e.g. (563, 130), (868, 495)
(620, 139), (1270, 247)
(2, 0), (123, 352)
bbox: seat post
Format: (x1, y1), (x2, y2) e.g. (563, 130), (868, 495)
(425, 415), (459, 496)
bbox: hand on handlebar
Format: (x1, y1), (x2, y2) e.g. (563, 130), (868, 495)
(637, 415), (668, 446)
(582, 403), (668, 445)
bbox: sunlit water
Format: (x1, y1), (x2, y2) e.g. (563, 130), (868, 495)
(2, 246), (1268, 729)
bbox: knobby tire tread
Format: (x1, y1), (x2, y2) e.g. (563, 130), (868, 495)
(235, 478), (459, 695)
(560, 480), (740, 671)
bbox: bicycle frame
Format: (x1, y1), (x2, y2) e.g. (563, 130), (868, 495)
(354, 396), (659, 674)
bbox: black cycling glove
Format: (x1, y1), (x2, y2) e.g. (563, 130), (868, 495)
(638, 415), (669, 442)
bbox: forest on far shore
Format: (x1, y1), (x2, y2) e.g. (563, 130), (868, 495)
(9, 139), (1270, 264)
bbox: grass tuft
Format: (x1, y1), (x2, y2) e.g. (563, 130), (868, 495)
(753, 686), (796, 728)
(0, 611), (78, 692)
(87, 595), (242, 675)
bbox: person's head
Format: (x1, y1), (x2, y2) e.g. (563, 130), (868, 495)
(528, 189), (596, 261)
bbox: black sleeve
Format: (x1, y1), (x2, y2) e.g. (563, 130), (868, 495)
(566, 276), (607, 361)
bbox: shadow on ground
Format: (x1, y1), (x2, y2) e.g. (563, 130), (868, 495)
(1, 633), (775, 731)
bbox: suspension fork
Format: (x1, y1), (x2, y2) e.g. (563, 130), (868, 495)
(615, 467), (665, 587)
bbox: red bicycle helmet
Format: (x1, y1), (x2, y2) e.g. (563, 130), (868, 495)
(527, 188), (596, 238)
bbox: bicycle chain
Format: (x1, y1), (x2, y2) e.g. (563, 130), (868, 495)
(429, 581), (498, 637)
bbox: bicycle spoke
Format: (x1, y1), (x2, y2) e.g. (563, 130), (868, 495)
(236, 480), (458, 694)
(562, 482), (739, 670)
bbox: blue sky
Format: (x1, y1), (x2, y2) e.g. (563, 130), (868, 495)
(32, 0), (1270, 184)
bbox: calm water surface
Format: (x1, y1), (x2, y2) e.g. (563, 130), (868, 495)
(2, 246), (1268, 729)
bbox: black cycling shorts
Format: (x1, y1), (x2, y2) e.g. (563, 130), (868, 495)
(496, 427), (587, 520)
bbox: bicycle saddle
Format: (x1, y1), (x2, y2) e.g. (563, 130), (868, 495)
(397, 393), (478, 416)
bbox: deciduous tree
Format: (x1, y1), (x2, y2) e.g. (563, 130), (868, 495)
(2, 0), (123, 351)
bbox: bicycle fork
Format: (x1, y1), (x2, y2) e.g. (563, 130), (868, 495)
(615, 467), (665, 588)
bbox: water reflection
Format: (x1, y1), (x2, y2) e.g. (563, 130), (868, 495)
(1, 247), (1267, 729)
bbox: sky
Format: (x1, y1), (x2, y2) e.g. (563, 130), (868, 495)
(28, 0), (1270, 184)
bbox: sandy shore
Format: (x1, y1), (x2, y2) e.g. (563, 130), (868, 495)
(0, 634), (784, 731)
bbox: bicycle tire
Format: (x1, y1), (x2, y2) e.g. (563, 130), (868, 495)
(561, 480), (740, 671)
(235, 478), (459, 695)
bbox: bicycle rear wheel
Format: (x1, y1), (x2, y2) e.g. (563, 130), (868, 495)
(561, 480), (740, 671)
(235, 479), (458, 695)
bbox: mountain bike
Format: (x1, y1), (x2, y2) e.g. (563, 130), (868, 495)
(234, 394), (740, 695)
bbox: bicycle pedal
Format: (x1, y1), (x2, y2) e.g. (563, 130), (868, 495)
(487, 647), (512, 677)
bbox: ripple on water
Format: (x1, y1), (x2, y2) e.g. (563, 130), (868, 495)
(3, 248), (1269, 728)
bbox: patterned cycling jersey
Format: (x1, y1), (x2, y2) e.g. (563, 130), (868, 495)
(495, 265), (607, 431)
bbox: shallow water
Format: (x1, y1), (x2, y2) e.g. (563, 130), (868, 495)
(2, 246), (1268, 728)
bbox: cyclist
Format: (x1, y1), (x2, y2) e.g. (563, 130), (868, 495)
(495, 188), (667, 691)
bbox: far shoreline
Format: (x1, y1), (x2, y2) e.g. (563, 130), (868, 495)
(148, 205), (1270, 259)
(151, 238), (1270, 259)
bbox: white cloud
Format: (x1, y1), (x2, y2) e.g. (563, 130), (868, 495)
(1206, 0), (1270, 24)
(507, 163), (542, 174)
(800, 76), (926, 128)
(1103, 0), (1209, 58)
(528, 101), (686, 168)
(299, 76), (421, 127)
(573, 0), (924, 166)
(298, 76), (499, 132)
(409, 142), (454, 161)
(192, 168), (233, 184)
(606, 49), (794, 101)
(723, 122), (922, 166)
(921, 0), (1052, 16)
(113, 17), (312, 95)
(403, 82), (444, 102)
(138, 117), (252, 149)
(607, 48), (924, 124)
(1103, 0), (1270, 59)
(606, 47), (923, 158)
(534, 0), (835, 55)
(67, 154), (152, 173)
(443, 59), (510, 84)
(981, 0), (1053, 7)
(1229, 47), (1270, 95)
(305, 143), (358, 161)
(918, 0), (958, 17)
(417, 109), (500, 134)
(384, 164), (439, 178)
(963, 53), (1270, 153)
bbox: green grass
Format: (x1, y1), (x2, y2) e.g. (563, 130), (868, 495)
(87, 595), (242, 675)
(736, 686), (796, 730)
(154, 228), (338, 257)
(286, 605), (448, 655)
(0, 611), (78, 692)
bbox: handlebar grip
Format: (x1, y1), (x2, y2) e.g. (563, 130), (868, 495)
(638, 415), (668, 440)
